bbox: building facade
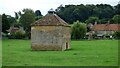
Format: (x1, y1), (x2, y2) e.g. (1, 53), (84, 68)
(92, 24), (120, 37)
(31, 10), (71, 51)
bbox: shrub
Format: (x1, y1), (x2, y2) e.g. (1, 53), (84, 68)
(113, 31), (120, 39)
(104, 33), (110, 39)
(71, 20), (87, 40)
(9, 30), (25, 39)
(15, 30), (25, 39)
(8, 32), (16, 39)
(93, 33), (97, 39)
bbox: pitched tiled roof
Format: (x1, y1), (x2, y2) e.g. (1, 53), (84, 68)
(31, 14), (70, 27)
(92, 24), (120, 31)
(6, 27), (19, 32)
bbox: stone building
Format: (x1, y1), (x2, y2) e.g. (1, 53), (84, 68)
(6, 25), (24, 33)
(31, 9), (71, 51)
(92, 24), (120, 38)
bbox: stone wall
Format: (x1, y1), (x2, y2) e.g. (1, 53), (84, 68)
(61, 26), (71, 50)
(31, 26), (71, 51)
(96, 31), (114, 36)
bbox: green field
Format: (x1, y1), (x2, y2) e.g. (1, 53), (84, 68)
(2, 39), (118, 66)
(0, 40), (2, 67)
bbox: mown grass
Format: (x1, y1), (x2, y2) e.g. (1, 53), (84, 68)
(0, 40), (2, 67)
(2, 39), (118, 66)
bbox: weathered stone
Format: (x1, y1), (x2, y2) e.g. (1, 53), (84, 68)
(31, 12), (71, 51)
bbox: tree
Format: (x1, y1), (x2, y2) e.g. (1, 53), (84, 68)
(19, 8), (35, 38)
(7, 15), (16, 25)
(0, 15), (1, 23)
(115, 4), (120, 15)
(112, 15), (120, 24)
(85, 16), (99, 24)
(2, 14), (10, 33)
(15, 12), (19, 19)
(18, 11), (22, 17)
(71, 20), (87, 39)
(0, 15), (2, 32)
(93, 4), (114, 19)
(56, 4), (115, 24)
(35, 10), (42, 20)
(113, 31), (120, 39)
(56, 5), (76, 24)
(14, 11), (22, 23)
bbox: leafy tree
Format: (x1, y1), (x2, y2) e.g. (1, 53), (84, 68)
(85, 16), (99, 24)
(15, 12), (19, 19)
(113, 31), (120, 39)
(93, 4), (114, 19)
(56, 5), (65, 21)
(14, 11), (22, 23)
(18, 11), (22, 17)
(2, 14), (10, 33)
(112, 15), (120, 24)
(0, 15), (2, 32)
(56, 5), (76, 24)
(115, 4), (120, 15)
(56, 4), (115, 24)
(71, 20), (87, 39)
(19, 8), (35, 38)
(85, 5), (96, 16)
(2, 13), (16, 33)
(99, 18), (111, 24)
(7, 15), (16, 25)
(35, 10), (42, 20)
(0, 15), (1, 23)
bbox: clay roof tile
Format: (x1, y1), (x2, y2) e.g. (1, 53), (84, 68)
(92, 24), (120, 31)
(31, 14), (70, 27)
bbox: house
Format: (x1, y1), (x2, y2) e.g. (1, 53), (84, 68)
(31, 9), (71, 51)
(92, 23), (120, 38)
(6, 25), (25, 34)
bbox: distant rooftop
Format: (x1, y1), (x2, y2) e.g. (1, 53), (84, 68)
(92, 24), (120, 31)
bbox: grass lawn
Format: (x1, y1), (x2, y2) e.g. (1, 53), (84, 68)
(2, 39), (118, 66)
(0, 40), (2, 67)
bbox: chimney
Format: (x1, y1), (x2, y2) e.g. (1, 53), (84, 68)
(94, 21), (97, 25)
(107, 20), (110, 24)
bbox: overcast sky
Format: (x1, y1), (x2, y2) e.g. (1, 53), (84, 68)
(0, 0), (119, 17)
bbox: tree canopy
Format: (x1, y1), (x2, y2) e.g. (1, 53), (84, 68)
(112, 15), (120, 24)
(19, 8), (35, 38)
(71, 20), (87, 39)
(85, 16), (99, 24)
(35, 10), (42, 20)
(2, 13), (17, 33)
(56, 4), (118, 24)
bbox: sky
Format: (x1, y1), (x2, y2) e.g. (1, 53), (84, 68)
(0, 0), (119, 17)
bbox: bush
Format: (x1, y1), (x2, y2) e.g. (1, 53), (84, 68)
(9, 30), (25, 39)
(15, 30), (25, 39)
(103, 33), (110, 39)
(113, 31), (120, 39)
(71, 20), (87, 40)
(8, 32), (16, 39)
(93, 33), (97, 39)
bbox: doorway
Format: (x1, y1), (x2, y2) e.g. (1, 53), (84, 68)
(66, 42), (68, 49)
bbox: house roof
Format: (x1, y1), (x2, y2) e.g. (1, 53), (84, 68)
(6, 27), (19, 32)
(92, 24), (120, 31)
(31, 14), (70, 27)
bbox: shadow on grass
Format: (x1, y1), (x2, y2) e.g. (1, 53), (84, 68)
(29, 48), (74, 52)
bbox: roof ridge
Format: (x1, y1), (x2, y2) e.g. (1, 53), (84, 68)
(92, 24), (120, 31)
(31, 14), (70, 26)
(54, 14), (68, 26)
